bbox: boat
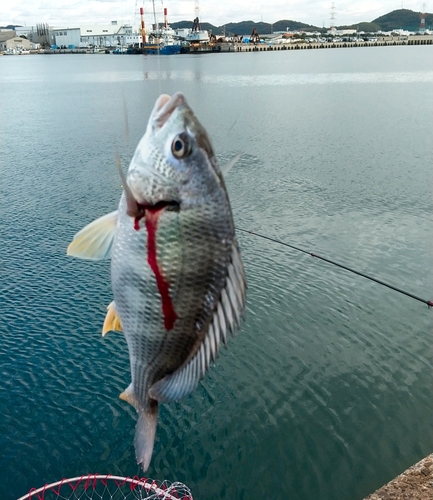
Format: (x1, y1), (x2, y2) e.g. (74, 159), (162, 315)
(182, 17), (214, 53)
(4, 48), (31, 55)
(149, 20), (181, 54)
(129, 5), (181, 54)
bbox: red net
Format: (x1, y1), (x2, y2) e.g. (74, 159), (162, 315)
(17, 474), (193, 500)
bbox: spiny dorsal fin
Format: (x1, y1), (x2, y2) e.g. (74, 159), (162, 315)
(148, 242), (246, 403)
(67, 211), (118, 260)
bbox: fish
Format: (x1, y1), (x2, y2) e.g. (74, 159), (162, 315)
(67, 92), (246, 471)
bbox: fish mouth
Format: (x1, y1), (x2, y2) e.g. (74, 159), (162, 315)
(130, 200), (179, 232)
(117, 158), (180, 219)
(127, 194), (180, 221)
(151, 92), (186, 129)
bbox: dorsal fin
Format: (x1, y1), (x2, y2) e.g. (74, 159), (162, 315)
(148, 242), (246, 403)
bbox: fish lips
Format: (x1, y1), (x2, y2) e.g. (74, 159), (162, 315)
(150, 92), (187, 130)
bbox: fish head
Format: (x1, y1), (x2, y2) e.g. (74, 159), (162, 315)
(124, 92), (221, 217)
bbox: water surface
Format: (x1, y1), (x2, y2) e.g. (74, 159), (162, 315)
(1, 46), (432, 500)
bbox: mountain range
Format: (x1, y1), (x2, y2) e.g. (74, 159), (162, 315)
(171, 9), (433, 36)
(2, 8), (431, 35)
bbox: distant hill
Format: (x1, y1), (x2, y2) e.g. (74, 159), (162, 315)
(339, 9), (432, 32)
(172, 9), (432, 36)
(0, 24), (22, 29)
(223, 21), (273, 35)
(372, 9), (432, 31)
(222, 20), (318, 35)
(170, 20), (224, 35)
(338, 22), (381, 32)
(171, 19), (320, 35)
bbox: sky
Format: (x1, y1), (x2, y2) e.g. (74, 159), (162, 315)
(0, 0), (430, 30)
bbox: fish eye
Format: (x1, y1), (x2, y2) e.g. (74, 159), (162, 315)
(171, 133), (192, 159)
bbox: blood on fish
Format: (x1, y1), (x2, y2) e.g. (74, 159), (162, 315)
(134, 203), (147, 231)
(145, 208), (178, 330)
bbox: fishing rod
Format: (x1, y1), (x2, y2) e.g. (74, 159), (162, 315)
(236, 227), (433, 308)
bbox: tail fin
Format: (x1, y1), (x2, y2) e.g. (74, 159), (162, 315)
(135, 400), (159, 471)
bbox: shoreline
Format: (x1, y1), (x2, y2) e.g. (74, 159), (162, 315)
(363, 454), (433, 499)
(2, 35), (431, 56)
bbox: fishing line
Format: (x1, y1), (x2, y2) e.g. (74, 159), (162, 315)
(236, 227), (433, 308)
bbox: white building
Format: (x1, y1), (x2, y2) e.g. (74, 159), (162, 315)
(79, 21), (133, 47)
(49, 21), (134, 48)
(52, 27), (80, 48)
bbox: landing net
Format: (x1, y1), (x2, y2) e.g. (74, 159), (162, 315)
(16, 474), (193, 500)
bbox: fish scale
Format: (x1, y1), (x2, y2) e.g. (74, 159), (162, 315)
(67, 92), (246, 471)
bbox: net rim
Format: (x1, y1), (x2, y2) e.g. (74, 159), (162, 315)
(16, 474), (192, 500)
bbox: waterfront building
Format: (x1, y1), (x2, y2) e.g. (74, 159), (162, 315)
(52, 27), (80, 48)
(78, 21), (133, 48)
(0, 36), (38, 53)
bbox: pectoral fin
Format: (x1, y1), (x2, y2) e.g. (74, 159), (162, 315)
(102, 301), (122, 336)
(67, 211), (118, 260)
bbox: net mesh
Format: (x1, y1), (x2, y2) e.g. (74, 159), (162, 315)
(17, 475), (193, 500)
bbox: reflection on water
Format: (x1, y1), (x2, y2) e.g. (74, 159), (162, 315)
(5, 68), (433, 85)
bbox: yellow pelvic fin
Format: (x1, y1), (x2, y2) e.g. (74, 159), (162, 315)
(102, 301), (122, 336)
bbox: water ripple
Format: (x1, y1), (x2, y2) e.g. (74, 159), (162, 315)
(1, 48), (432, 500)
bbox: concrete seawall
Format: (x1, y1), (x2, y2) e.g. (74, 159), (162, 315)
(15, 34), (432, 55)
(363, 454), (433, 499)
(224, 35), (433, 52)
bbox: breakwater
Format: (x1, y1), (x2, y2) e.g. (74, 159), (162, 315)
(225, 35), (433, 52)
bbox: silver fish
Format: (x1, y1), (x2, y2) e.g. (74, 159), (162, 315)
(67, 93), (246, 471)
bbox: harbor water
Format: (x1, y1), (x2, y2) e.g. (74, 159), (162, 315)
(1, 46), (432, 500)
